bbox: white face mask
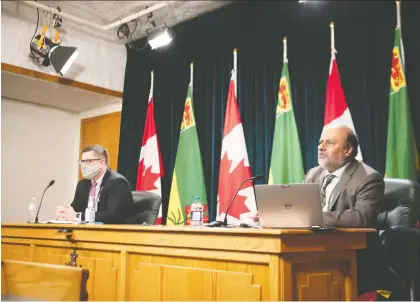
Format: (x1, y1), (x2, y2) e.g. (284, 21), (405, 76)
(81, 163), (101, 180)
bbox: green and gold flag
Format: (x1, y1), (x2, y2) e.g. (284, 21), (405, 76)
(269, 38), (305, 184)
(385, 27), (419, 181)
(167, 64), (208, 225)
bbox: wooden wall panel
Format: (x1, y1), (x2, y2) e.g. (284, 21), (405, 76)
(79, 112), (121, 179)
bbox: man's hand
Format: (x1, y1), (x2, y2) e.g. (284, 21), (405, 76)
(54, 205), (76, 221)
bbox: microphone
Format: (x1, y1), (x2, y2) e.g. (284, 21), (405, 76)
(34, 180), (55, 223)
(209, 174), (264, 227)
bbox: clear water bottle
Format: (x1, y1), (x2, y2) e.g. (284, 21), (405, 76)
(190, 196), (203, 226)
(85, 197), (96, 224)
(27, 197), (37, 223)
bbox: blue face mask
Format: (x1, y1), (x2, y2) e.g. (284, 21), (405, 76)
(81, 163), (100, 180)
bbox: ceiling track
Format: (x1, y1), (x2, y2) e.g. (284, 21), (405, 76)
(21, 0), (176, 31)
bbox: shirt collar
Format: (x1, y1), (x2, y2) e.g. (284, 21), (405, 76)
(94, 170), (106, 187)
(326, 162), (350, 180)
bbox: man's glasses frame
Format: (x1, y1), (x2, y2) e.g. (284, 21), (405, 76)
(78, 158), (103, 165)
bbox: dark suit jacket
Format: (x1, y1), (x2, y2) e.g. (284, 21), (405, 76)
(71, 169), (134, 224)
(304, 159), (384, 228)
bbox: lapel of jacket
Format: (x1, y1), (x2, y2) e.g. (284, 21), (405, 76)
(317, 170), (327, 186)
(98, 169), (111, 205)
(328, 159), (358, 211)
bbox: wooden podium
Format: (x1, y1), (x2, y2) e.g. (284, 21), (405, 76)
(1, 223), (373, 301)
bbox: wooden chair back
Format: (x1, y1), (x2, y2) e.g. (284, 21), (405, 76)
(1, 260), (88, 301)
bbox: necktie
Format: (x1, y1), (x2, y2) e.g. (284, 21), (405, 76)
(320, 174), (336, 208)
(89, 181), (97, 209)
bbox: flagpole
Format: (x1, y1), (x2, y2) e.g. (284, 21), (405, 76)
(330, 21), (336, 53)
(396, 0), (405, 68)
(150, 70), (154, 98)
(233, 48), (238, 97)
(190, 62), (194, 93)
(283, 37), (288, 63)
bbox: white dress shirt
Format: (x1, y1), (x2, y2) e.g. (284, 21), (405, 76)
(322, 162), (350, 212)
(87, 172), (105, 211)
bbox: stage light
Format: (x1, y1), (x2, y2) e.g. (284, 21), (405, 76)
(147, 25), (172, 50)
(30, 32), (78, 76)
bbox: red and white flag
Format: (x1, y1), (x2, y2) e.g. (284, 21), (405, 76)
(217, 67), (257, 224)
(324, 51), (363, 160)
(136, 71), (164, 224)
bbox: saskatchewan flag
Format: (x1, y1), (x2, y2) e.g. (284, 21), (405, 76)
(268, 61), (305, 184)
(167, 82), (208, 225)
(385, 27), (419, 181)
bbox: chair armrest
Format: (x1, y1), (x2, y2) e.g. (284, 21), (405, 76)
(390, 225), (420, 238)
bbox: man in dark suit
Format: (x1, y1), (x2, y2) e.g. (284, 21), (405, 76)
(305, 125), (384, 294)
(304, 125), (384, 228)
(55, 145), (134, 224)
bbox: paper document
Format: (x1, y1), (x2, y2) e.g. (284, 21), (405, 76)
(39, 220), (79, 224)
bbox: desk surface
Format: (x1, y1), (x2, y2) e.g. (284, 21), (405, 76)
(1, 223), (375, 235)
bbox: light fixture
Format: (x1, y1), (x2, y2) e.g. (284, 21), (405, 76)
(30, 28), (78, 76)
(146, 24), (173, 50)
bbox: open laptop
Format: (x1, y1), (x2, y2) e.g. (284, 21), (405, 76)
(255, 183), (325, 228)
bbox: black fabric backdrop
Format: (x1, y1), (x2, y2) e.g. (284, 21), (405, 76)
(118, 1), (420, 222)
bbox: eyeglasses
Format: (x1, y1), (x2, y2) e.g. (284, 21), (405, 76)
(78, 158), (103, 165)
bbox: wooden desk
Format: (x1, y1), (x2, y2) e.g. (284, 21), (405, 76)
(1, 223), (373, 301)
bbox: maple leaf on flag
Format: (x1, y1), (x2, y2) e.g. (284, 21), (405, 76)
(218, 152), (252, 220)
(137, 159), (161, 191)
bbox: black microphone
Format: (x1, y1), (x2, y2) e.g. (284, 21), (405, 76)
(34, 180), (55, 223)
(209, 174), (264, 227)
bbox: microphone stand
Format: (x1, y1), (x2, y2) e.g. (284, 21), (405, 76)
(208, 175), (263, 227)
(222, 178), (254, 227)
(34, 181), (55, 223)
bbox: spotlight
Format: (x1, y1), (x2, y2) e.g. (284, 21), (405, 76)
(146, 24), (173, 50)
(30, 29), (78, 76)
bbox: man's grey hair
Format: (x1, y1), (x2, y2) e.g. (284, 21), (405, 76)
(325, 124), (359, 159)
(346, 128), (359, 159)
(82, 145), (109, 165)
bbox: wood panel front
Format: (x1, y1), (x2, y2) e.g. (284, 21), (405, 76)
(1, 223), (373, 301)
(127, 253), (266, 301)
(33, 246), (120, 301)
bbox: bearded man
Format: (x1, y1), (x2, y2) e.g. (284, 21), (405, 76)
(304, 125), (384, 228)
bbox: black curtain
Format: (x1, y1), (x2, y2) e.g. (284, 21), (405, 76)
(118, 1), (420, 222)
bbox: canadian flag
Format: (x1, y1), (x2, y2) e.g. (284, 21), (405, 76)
(217, 69), (257, 224)
(136, 72), (164, 224)
(324, 51), (363, 160)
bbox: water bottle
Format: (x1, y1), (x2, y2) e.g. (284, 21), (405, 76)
(190, 196), (203, 226)
(85, 197), (96, 224)
(27, 197), (37, 223)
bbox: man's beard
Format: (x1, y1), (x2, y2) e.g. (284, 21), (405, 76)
(319, 154), (348, 172)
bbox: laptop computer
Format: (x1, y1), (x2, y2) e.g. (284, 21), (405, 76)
(255, 183), (325, 228)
